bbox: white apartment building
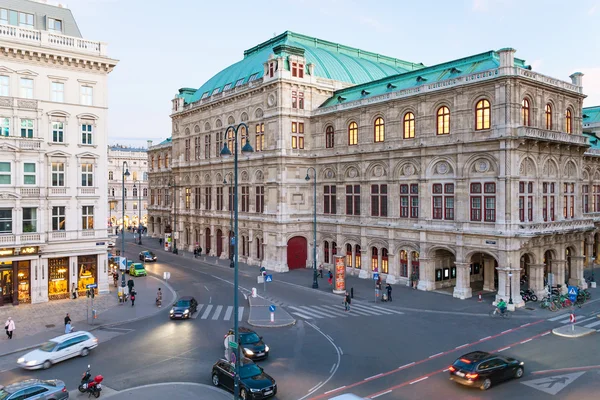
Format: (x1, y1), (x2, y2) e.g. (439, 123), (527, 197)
(0, 0), (117, 306)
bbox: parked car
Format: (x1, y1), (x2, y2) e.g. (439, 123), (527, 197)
(139, 251), (157, 262)
(449, 351), (524, 390)
(225, 327), (269, 360)
(212, 358), (276, 399)
(17, 332), (98, 370)
(107, 241), (115, 248)
(170, 296), (198, 319)
(0, 379), (69, 400)
(129, 263), (147, 277)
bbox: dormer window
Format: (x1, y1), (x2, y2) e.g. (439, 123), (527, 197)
(48, 18), (62, 33)
(248, 73), (259, 82)
(291, 62), (304, 78)
(387, 83), (397, 89)
(234, 78), (245, 88)
(416, 76), (427, 82)
(212, 87), (220, 96)
(361, 90), (370, 96)
(223, 83), (232, 91)
(201, 92), (209, 100)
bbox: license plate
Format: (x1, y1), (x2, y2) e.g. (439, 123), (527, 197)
(456, 372), (465, 377)
(257, 352), (264, 356)
(264, 390), (272, 395)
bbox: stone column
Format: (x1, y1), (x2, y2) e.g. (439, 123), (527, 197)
(585, 235), (594, 267)
(482, 258), (495, 291)
(386, 253), (398, 284)
(495, 266), (509, 305)
(417, 257), (435, 291)
(358, 250), (369, 279)
(568, 256), (586, 288)
(453, 262), (472, 299)
(551, 260), (568, 294)
(528, 264), (546, 299)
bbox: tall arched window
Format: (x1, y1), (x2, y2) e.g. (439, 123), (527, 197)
(150, 156), (154, 170)
(381, 248), (389, 274)
(371, 247), (379, 271)
(475, 99), (491, 130)
(346, 244), (352, 267)
(256, 237), (262, 260)
(355, 244), (361, 269)
(437, 106), (450, 135)
(157, 155), (162, 168)
(348, 122), (358, 146)
(143, 188), (148, 197)
(227, 129), (235, 152)
(133, 187), (138, 197)
(403, 112), (415, 139)
(324, 241), (330, 263)
(325, 126), (335, 148)
(521, 99), (530, 126)
(565, 109), (573, 134)
(400, 250), (408, 277)
(332, 241), (337, 259)
(165, 154), (169, 168)
(545, 104), (553, 130)
(374, 117), (385, 142)
(240, 126), (248, 144)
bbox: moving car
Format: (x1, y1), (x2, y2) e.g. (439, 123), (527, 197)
(139, 250), (157, 262)
(170, 296), (198, 319)
(225, 327), (269, 360)
(17, 332), (98, 370)
(125, 259), (134, 274)
(449, 351), (524, 390)
(107, 241), (115, 248)
(129, 263), (147, 277)
(0, 379), (69, 400)
(212, 358), (276, 399)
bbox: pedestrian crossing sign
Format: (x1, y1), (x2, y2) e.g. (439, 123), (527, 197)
(568, 287), (578, 295)
(265, 274), (273, 282)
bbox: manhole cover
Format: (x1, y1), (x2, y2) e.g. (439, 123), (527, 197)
(525, 307), (535, 311)
(45, 324), (55, 328)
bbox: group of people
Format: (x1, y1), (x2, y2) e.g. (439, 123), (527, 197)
(193, 246), (203, 258)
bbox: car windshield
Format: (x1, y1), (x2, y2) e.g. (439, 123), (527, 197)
(241, 333), (260, 344)
(239, 364), (262, 379)
(175, 300), (190, 307)
(452, 358), (476, 372)
(135, 265), (144, 270)
(40, 341), (58, 352)
(0, 389), (10, 400)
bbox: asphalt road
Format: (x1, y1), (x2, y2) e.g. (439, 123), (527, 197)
(1, 236), (599, 400)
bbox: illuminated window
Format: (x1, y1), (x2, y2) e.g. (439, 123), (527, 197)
(255, 123), (265, 151)
(475, 99), (491, 130)
(374, 117), (385, 142)
(545, 104), (553, 130)
(371, 247), (378, 272)
(437, 106), (450, 135)
(403, 112), (415, 139)
(381, 248), (389, 274)
(348, 122), (358, 145)
(521, 99), (530, 126)
(291, 121), (304, 149)
(565, 109), (572, 134)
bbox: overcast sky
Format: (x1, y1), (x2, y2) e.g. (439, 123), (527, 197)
(65, 0), (600, 147)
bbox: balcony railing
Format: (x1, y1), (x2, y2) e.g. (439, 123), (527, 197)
(19, 187), (41, 197)
(49, 187), (67, 196)
(0, 25), (108, 56)
(517, 127), (588, 146)
(518, 218), (595, 234)
(0, 233), (43, 245)
(0, 135), (43, 150)
(79, 187), (97, 196)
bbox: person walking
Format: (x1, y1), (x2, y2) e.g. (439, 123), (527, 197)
(344, 291), (351, 311)
(386, 283), (393, 302)
(127, 277), (134, 295)
(156, 287), (162, 307)
(411, 271), (418, 289)
(130, 289), (136, 307)
(64, 313), (71, 327)
(327, 270), (333, 286)
(71, 283), (77, 299)
(318, 264), (324, 278)
(5, 317), (15, 339)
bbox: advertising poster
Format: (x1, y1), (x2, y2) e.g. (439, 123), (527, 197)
(333, 255), (346, 294)
(164, 233), (172, 252)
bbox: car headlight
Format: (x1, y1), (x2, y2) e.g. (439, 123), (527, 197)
(184, 309), (189, 314)
(26, 360), (37, 366)
(265, 345), (270, 352)
(170, 309), (174, 314)
(17, 357), (24, 363)
(250, 388), (261, 393)
(244, 348), (254, 355)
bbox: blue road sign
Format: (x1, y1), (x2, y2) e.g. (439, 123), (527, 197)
(269, 305), (276, 312)
(265, 274), (273, 282)
(86, 284), (98, 289)
(230, 237), (235, 245)
(567, 286), (578, 303)
(373, 273), (379, 281)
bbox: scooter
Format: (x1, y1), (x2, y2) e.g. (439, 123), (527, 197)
(78, 365), (92, 392)
(85, 374), (103, 398)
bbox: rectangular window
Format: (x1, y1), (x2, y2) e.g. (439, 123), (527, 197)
(48, 17), (62, 32)
(298, 92), (304, 109)
(216, 187), (223, 210)
(324, 185), (336, 215)
(346, 184), (360, 216)
(23, 162), (35, 185)
(291, 121), (304, 149)
(22, 207), (36, 232)
(52, 122), (64, 143)
(81, 124), (93, 145)
(241, 186), (249, 212)
(19, 12), (34, 28)
(205, 135), (211, 159)
(204, 187), (212, 210)
(195, 187), (201, 209)
(52, 206), (65, 231)
(52, 162), (65, 187)
(20, 78), (33, 98)
(0, 117), (8, 136)
(583, 185), (589, 213)
(0, 75), (9, 96)
(410, 184), (419, 218)
(20, 119), (33, 138)
(0, 162), (10, 184)
(543, 182), (555, 221)
(400, 184), (409, 218)
(185, 188), (191, 209)
(255, 123), (264, 151)
(433, 183), (454, 220)
(292, 62), (298, 77)
(194, 137), (201, 160)
(215, 132), (223, 158)
(82, 205), (94, 229)
(371, 184), (387, 217)
(184, 139), (190, 162)
(0, 209), (11, 233)
(0, 9), (6, 25)
(471, 196), (482, 221)
(51, 82), (64, 102)
(256, 186), (264, 213)
(292, 91), (297, 109)
(80, 86), (93, 105)
(81, 163), (93, 187)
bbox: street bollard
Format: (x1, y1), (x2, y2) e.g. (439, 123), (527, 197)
(350, 287), (354, 299)
(478, 292), (482, 302)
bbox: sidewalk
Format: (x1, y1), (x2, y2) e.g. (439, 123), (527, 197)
(0, 275), (176, 357)
(247, 295), (296, 328)
(69, 382), (230, 400)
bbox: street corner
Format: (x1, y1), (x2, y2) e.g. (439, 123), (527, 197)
(247, 303), (296, 328)
(552, 324), (597, 338)
(247, 318), (297, 328)
(98, 382), (231, 400)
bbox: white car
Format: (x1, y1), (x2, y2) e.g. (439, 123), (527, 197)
(108, 241), (116, 248)
(17, 331), (98, 370)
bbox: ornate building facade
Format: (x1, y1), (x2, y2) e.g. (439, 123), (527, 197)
(0, 0), (117, 305)
(150, 31), (598, 307)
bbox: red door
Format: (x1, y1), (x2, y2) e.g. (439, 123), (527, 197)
(216, 229), (223, 257)
(287, 236), (307, 270)
(205, 228), (210, 253)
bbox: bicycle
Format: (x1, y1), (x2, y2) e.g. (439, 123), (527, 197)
(489, 307), (511, 318)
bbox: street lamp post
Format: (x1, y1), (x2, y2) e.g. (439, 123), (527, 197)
(133, 180), (142, 245)
(305, 168), (318, 289)
(508, 270), (513, 306)
(121, 162), (130, 288)
(169, 181), (178, 254)
(592, 256), (596, 283)
(221, 123), (253, 399)
(223, 175), (234, 268)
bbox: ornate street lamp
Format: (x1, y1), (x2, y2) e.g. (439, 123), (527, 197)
(169, 180), (178, 254)
(223, 175), (234, 268)
(121, 161), (130, 288)
(133, 180), (142, 245)
(305, 168), (318, 289)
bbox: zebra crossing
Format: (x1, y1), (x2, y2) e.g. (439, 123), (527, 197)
(547, 313), (600, 330)
(189, 304), (245, 321)
(288, 302), (404, 320)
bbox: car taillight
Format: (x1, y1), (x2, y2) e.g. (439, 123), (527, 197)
(62, 387), (67, 392)
(465, 373), (478, 379)
(448, 366), (456, 372)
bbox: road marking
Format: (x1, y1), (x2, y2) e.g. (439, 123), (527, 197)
(243, 294), (247, 300)
(330, 364), (336, 373)
(443, 368), (449, 372)
(541, 331), (550, 336)
(365, 373), (383, 381)
(325, 334), (334, 342)
(521, 323), (531, 327)
(583, 320), (600, 329)
(223, 306), (233, 321)
(308, 382), (323, 393)
(369, 305), (403, 315)
(501, 329), (513, 334)
(521, 371), (585, 395)
(209, 296), (212, 304)
(289, 306), (322, 319)
(291, 311), (314, 319)
(201, 304), (213, 319)
(299, 306), (336, 318)
(520, 339), (533, 344)
(532, 365), (600, 375)
(410, 377), (428, 385)
(351, 303), (390, 316)
(211, 305), (223, 320)
(573, 316), (595, 325)
(339, 347), (343, 355)
(428, 352), (443, 359)
(324, 386), (346, 395)
(320, 305), (351, 317)
(479, 336), (491, 341)
(204, 285), (209, 291)
(371, 390), (392, 399)
(399, 362), (415, 369)
(238, 307), (244, 322)
(455, 343), (469, 349)
(548, 313), (571, 321)
(497, 347), (511, 352)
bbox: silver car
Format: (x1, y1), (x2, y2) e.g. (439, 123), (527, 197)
(0, 379), (68, 399)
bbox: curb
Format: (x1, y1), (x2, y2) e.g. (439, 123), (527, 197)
(0, 275), (177, 358)
(552, 325), (597, 338)
(247, 318), (296, 328)
(102, 382), (230, 399)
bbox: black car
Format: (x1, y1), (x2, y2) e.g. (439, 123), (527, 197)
(169, 296), (198, 319)
(212, 358), (276, 399)
(139, 251), (157, 262)
(449, 351), (524, 390)
(226, 327), (269, 360)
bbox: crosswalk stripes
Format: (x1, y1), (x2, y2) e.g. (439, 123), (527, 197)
(189, 304), (246, 321)
(212, 305), (223, 320)
(288, 302), (405, 320)
(548, 313), (600, 329)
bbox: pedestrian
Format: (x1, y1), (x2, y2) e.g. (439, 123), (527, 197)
(198, 246), (202, 255)
(344, 291), (351, 311)
(386, 283), (392, 302)
(64, 313), (71, 328)
(411, 271), (418, 289)
(5, 317), (15, 339)
(65, 322), (73, 334)
(130, 290), (136, 307)
(318, 264), (324, 278)
(127, 277), (134, 294)
(71, 283), (77, 299)
(159, 238), (163, 246)
(327, 270), (333, 286)
(375, 276), (382, 299)
(156, 287), (162, 307)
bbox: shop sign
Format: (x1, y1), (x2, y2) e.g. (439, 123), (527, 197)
(0, 248), (14, 257)
(0, 247), (38, 257)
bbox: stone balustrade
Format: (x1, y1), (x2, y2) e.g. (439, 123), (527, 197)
(0, 25), (107, 56)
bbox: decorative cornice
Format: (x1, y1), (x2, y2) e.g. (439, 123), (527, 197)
(0, 46), (117, 73)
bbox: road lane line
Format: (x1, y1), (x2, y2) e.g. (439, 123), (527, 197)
(211, 305), (223, 320)
(583, 320), (600, 328)
(501, 329), (513, 334)
(201, 304), (213, 319)
(365, 373), (383, 381)
(325, 334), (334, 342)
(324, 386), (345, 395)
(410, 377), (428, 385)
(223, 306), (233, 321)
(428, 352), (443, 359)
(520, 339), (532, 344)
(308, 382), (323, 393)
(497, 347), (511, 352)
(299, 322), (341, 400)
(455, 343), (469, 349)
(399, 362), (415, 369)
(330, 364), (336, 373)
(520, 323), (531, 327)
(541, 331), (550, 336)
(479, 336), (491, 341)
(204, 285), (209, 291)
(532, 365), (600, 375)
(339, 347), (343, 355)
(371, 390), (392, 399)
(238, 307), (244, 322)
(548, 313), (570, 321)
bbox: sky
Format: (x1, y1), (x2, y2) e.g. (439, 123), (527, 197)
(63, 0), (600, 148)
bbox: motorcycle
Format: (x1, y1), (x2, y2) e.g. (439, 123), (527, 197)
(78, 365), (92, 392)
(85, 374), (103, 398)
(520, 288), (538, 302)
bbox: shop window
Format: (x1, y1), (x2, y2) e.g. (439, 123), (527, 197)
(48, 257), (69, 300)
(18, 262), (30, 303)
(77, 255), (97, 293)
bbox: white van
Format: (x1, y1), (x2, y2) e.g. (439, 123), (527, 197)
(17, 331), (98, 370)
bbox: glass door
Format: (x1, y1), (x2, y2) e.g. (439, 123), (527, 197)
(0, 267), (13, 306)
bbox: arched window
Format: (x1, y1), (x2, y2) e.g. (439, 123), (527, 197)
(403, 112), (415, 139)
(400, 250), (408, 277)
(521, 99), (530, 126)
(348, 122), (358, 146)
(355, 245), (361, 269)
(324, 241), (330, 264)
(150, 156), (154, 170)
(109, 171), (113, 180)
(381, 248), (389, 274)
(565, 109), (572, 134)
(475, 99), (491, 130)
(165, 154), (169, 168)
(411, 251), (420, 278)
(374, 117), (385, 142)
(240, 126), (248, 144)
(545, 104), (553, 130)
(332, 241), (337, 259)
(157, 155), (162, 168)
(133, 187), (138, 197)
(256, 237), (262, 260)
(371, 247), (379, 271)
(227, 129), (235, 151)
(325, 126), (334, 148)
(437, 106), (450, 135)
(346, 244), (352, 268)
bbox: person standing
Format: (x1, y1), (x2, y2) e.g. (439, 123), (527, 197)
(130, 290), (136, 307)
(386, 283), (393, 302)
(411, 271), (418, 289)
(156, 287), (162, 307)
(5, 317), (15, 339)
(327, 270), (333, 286)
(71, 283), (78, 299)
(376, 276), (382, 299)
(127, 277), (134, 295)
(344, 291), (351, 311)
(318, 264), (324, 278)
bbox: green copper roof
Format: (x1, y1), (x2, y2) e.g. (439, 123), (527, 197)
(180, 31), (425, 104)
(320, 50), (529, 108)
(583, 106), (600, 125)
(156, 137), (172, 146)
